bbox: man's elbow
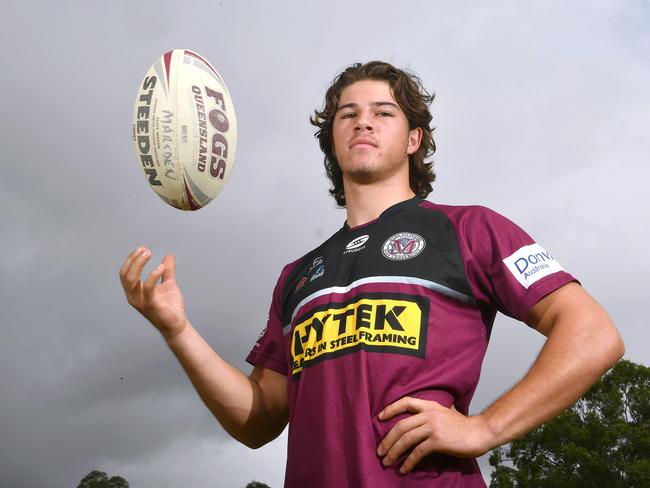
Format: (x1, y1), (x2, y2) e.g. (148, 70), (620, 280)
(609, 329), (625, 364)
(232, 413), (287, 450)
(239, 426), (284, 450)
(596, 319), (625, 370)
(242, 438), (269, 450)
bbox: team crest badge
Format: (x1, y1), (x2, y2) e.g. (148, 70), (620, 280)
(382, 232), (426, 261)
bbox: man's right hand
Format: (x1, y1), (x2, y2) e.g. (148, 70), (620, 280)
(119, 247), (187, 340)
(118, 246), (289, 448)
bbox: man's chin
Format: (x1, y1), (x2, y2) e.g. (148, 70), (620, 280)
(345, 169), (377, 185)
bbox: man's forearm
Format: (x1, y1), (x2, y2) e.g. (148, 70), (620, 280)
(376, 284), (625, 471)
(478, 285), (624, 450)
(165, 320), (288, 448)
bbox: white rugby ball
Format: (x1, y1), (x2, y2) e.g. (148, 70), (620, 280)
(132, 49), (237, 210)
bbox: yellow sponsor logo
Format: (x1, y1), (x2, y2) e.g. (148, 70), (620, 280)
(290, 295), (427, 376)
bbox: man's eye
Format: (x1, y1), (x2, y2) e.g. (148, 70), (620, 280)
(341, 112), (356, 119)
(377, 111), (393, 117)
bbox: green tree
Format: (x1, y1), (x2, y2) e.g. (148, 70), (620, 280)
(77, 470), (129, 488)
(489, 359), (650, 487)
(245, 482), (271, 488)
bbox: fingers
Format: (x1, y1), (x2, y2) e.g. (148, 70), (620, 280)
(143, 263), (164, 301)
(377, 398), (450, 472)
(142, 255), (175, 301)
(160, 254), (176, 283)
(120, 247), (151, 285)
(378, 396), (428, 421)
(119, 246), (144, 286)
(377, 414), (427, 460)
(400, 436), (435, 474)
(127, 250), (151, 291)
(379, 421), (435, 473)
(119, 247), (153, 308)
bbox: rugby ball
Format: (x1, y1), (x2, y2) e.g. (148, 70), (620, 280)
(132, 49), (237, 210)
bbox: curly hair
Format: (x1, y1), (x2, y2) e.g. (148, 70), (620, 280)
(310, 61), (436, 207)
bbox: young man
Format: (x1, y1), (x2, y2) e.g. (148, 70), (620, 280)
(120, 61), (624, 487)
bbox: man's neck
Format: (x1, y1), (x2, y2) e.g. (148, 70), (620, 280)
(344, 180), (415, 229)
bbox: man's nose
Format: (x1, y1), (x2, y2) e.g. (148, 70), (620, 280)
(354, 109), (373, 131)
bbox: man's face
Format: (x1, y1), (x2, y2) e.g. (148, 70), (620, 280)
(332, 79), (421, 185)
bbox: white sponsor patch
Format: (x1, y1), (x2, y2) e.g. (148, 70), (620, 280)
(503, 243), (565, 289)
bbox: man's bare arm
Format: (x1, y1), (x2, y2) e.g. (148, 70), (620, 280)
(377, 282), (624, 473)
(119, 247), (288, 449)
(478, 282), (624, 447)
(166, 324), (288, 448)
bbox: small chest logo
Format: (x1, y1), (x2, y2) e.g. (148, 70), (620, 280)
(295, 276), (308, 292)
(310, 264), (325, 281)
(382, 232), (426, 261)
(295, 256), (326, 293)
(344, 234), (370, 255)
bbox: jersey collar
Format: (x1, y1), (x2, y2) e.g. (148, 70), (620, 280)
(342, 196), (423, 232)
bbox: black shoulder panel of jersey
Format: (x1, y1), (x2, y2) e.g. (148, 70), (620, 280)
(279, 198), (476, 326)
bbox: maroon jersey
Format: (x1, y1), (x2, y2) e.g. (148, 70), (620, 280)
(247, 197), (576, 487)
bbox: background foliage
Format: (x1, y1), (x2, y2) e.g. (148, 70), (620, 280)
(489, 359), (650, 487)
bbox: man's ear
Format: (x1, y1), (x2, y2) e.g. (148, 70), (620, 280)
(407, 127), (422, 155)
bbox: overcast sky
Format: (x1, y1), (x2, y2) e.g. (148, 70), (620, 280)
(1, 1), (648, 487)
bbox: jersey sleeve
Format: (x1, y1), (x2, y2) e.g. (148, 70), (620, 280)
(245, 264), (292, 375)
(455, 206), (578, 322)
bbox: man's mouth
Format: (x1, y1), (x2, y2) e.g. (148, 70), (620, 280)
(349, 138), (377, 149)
